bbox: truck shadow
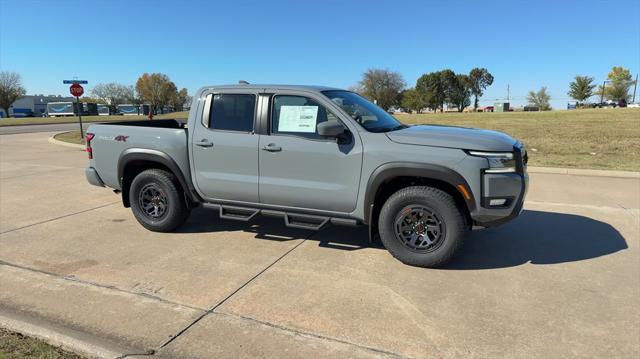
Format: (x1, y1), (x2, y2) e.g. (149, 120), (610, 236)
(179, 208), (628, 268)
(443, 210), (628, 269)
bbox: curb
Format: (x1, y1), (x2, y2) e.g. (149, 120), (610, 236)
(527, 166), (640, 179)
(48, 134), (85, 149)
(0, 310), (129, 359)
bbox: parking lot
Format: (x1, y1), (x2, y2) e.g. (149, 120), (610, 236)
(0, 131), (639, 358)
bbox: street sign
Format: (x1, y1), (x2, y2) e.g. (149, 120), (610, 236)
(63, 80), (88, 84)
(70, 83), (84, 97)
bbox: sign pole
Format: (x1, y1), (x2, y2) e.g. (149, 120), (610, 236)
(65, 80), (87, 139)
(76, 96), (84, 139)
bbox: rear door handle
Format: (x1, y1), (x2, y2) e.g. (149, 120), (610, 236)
(262, 143), (282, 152)
(195, 140), (213, 148)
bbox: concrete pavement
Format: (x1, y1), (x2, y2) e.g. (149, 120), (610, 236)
(0, 132), (638, 358)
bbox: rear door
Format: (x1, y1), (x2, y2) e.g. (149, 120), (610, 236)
(191, 89), (260, 202)
(258, 91), (363, 213)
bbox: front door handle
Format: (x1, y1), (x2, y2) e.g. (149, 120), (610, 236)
(262, 143), (282, 152)
(195, 139), (213, 148)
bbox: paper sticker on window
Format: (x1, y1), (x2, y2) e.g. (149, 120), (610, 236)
(278, 106), (318, 133)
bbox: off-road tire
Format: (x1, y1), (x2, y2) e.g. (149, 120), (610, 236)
(129, 169), (190, 232)
(378, 186), (467, 268)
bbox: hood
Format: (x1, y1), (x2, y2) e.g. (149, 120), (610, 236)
(386, 125), (517, 152)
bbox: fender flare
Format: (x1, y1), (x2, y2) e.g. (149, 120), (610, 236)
(117, 148), (201, 204)
(363, 162), (476, 223)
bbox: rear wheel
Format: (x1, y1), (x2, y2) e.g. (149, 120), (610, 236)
(129, 169), (190, 232)
(378, 186), (467, 268)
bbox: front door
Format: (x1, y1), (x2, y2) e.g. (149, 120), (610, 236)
(191, 91), (260, 202)
(258, 93), (363, 213)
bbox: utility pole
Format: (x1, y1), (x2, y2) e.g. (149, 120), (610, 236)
(507, 84), (510, 103)
(600, 80), (607, 104)
(633, 74), (638, 103)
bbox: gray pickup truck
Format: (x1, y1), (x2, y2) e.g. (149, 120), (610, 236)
(85, 84), (528, 267)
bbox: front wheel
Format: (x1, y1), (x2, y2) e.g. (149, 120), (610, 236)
(378, 186), (467, 268)
(129, 169), (190, 232)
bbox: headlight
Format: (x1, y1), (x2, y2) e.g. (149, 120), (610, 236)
(468, 151), (516, 173)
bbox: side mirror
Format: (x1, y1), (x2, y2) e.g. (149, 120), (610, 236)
(317, 121), (345, 138)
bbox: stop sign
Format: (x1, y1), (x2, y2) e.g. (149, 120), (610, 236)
(70, 83), (84, 97)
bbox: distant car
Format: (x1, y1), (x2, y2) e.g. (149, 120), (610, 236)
(627, 103), (640, 108)
(483, 106), (494, 112)
(617, 99), (627, 108)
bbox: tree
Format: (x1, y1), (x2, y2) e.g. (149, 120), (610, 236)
(90, 83), (133, 106)
(567, 75), (596, 104)
(356, 69), (406, 110)
(448, 74), (472, 112)
(527, 87), (551, 110)
(122, 85), (139, 104)
(598, 66), (634, 101)
(400, 88), (427, 113)
(0, 71), (26, 117)
(135, 73), (177, 113)
(170, 88), (189, 112)
(80, 97), (106, 104)
(468, 68), (494, 110)
(415, 69), (456, 112)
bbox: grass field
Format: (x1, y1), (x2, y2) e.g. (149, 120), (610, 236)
(0, 112), (189, 126)
(51, 108), (639, 171)
(0, 327), (83, 358)
(396, 108), (640, 171)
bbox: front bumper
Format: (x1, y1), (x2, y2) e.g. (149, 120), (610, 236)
(471, 144), (529, 227)
(85, 167), (105, 187)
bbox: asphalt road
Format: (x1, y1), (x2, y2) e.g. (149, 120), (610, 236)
(0, 123), (83, 135)
(0, 132), (638, 358)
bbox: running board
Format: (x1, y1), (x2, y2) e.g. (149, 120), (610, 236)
(218, 205), (259, 222)
(284, 213), (329, 231)
(202, 203), (359, 230)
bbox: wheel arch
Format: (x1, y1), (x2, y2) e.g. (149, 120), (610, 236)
(118, 149), (200, 207)
(364, 162), (476, 226)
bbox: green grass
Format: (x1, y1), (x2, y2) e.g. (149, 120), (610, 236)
(51, 108), (640, 171)
(0, 328), (84, 359)
(395, 108), (640, 171)
(0, 111), (188, 126)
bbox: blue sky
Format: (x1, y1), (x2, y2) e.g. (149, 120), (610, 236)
(1, 0), (638, 109)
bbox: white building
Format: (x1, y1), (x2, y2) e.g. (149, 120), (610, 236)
(2, 95), (75, 118)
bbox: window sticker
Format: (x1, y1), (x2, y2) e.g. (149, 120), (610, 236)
(278, 105), (318, 133)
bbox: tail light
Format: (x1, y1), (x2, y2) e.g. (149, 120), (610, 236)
(85, 133), (95, 159)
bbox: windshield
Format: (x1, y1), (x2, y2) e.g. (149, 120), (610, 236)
(322, 90), (406, 133)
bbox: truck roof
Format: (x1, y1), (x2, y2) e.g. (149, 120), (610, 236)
(197, 84), (345, 92)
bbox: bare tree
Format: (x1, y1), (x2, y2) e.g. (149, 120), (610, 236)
(0, 71), (26, 117)
(527, 87), (552, 110)
(356, 69), (406, 111)
(90, 83), (133, 106)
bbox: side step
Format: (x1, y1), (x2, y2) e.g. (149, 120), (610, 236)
(202, 203), (359, 230)
(285, 213), (329, 231)
(218, 205), (259, 222)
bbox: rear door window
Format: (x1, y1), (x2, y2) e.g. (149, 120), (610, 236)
(209, 94), (256, 132)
